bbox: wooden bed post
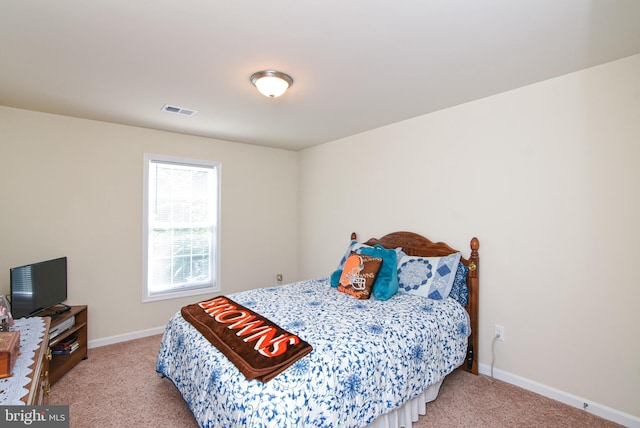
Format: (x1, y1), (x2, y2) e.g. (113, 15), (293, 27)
(466, 237), (480, 374)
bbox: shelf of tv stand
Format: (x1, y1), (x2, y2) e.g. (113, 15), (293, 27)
(37, 305), (88, 385)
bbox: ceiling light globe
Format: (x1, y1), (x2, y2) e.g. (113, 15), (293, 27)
(255, 76), (289, 98)
(250, 70), (293, 98)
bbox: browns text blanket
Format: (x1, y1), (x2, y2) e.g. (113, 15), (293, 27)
(181, 296), (313, 382)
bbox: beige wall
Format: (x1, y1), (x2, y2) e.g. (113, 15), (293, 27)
(298, 54), (640, 419)
(0, 107), (298, 341)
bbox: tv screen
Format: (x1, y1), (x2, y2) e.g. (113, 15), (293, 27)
(10, 257), (68, 318)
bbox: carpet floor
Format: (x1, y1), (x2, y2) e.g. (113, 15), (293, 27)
(49, 334), (621, 427)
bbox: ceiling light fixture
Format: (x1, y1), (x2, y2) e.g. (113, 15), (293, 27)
(250, 70), (293, 98)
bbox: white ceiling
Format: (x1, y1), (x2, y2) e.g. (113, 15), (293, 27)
(2, 1), (640, 151)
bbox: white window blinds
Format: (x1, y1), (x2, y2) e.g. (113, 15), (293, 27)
(143, 154), (220, 302)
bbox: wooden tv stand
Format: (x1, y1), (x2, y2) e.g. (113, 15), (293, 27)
(37, 305), (88, 384)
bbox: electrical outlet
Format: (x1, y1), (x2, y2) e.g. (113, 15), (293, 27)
(494, 324), (505, 342)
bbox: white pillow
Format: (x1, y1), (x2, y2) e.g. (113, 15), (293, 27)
(397, 252), (461, 300)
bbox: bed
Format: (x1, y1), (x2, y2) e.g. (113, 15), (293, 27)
(156, 231), (480, 428)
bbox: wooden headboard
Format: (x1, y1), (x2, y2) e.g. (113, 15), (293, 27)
(356, 231), (480, 374)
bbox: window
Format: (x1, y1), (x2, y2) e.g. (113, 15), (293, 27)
(143, 154), (220, 302)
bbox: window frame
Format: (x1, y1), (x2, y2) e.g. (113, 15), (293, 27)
(142, 153), (221, 303)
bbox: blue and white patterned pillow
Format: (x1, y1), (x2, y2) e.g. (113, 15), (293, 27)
(397, 252), (461, 300)
(336, 241), (370, 271)
(449, 261), (469, 307)
(336, 241), (405, 272)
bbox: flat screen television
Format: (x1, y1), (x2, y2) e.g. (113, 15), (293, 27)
(10, 257), (68, 318)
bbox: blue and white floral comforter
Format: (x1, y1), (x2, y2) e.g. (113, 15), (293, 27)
(156, 277), (470, 428)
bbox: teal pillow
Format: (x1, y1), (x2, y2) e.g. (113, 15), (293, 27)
(330, 269), (342, 288)
(359, 244), (398, 301)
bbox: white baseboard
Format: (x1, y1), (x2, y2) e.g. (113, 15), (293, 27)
(479, 363), (640, 428)
(87, 326), (165, 349)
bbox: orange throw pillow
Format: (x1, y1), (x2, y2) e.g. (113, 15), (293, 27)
(337, 252), (382, 299)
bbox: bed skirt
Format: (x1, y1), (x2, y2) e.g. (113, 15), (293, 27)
(368, 379), (443, 428)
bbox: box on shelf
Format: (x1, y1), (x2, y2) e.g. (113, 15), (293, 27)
(0, 331), (20, 378)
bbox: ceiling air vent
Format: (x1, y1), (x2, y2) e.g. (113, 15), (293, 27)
(162, 104), (198, 117)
